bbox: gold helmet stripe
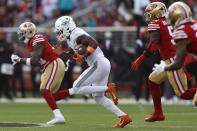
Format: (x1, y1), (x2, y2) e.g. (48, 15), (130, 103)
(178, 2), (190, 17)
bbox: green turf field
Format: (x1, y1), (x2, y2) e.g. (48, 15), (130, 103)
(0, 103), (196, 131)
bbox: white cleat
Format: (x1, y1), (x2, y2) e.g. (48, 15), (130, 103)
(46, 116), (65, 125)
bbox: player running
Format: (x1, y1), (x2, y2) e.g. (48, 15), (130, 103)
(11, 22), (69, 125)
(52, 16), (131, 128)
(152, 2), (197, 106)
(131, 2), (197, 122)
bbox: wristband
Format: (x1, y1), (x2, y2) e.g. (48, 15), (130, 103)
(86, 46), (95, 54)
(26, 58), (31, 66)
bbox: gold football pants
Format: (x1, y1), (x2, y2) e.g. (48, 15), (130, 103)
(40, 58), (65, 94)
(149, 57), (187, 96)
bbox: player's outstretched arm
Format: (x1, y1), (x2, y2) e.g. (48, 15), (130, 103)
(165, 40), (188, 71)
(131, 31), (159, 70)
(55, 46), (75, 59)
(61, 51), (75, 59)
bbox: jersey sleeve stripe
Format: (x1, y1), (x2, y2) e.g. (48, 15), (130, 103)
(33, 39), (45, 44)
(148, 24), (160, 27)
(32, 40), (45, 46)
(148, 24), (160, 30)
(149, 24), (160, 26)
(33, 38), (44, 42)
(148, 27), (160, 29)
(33, 39), (45, 43)
(148, 26), (160, 28)
(172, 30), (188, 39)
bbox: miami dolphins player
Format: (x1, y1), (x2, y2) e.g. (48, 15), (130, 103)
(53, 16), (131, 128)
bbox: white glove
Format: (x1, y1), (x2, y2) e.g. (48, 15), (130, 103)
(153, 60), (166, 74)
(11, 54), (21, 65)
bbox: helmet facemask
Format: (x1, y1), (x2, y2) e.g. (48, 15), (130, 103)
(17, 22), (37, 42)
(144, 2), (167, 23)
(55, 28), (65, 42)
(55, 16), (76, 42)
(144, 12), (152, 24)
(17, 29), (26, 41)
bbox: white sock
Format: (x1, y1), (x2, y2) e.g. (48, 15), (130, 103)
(53, 109), (63, 117)
(75, 86), (108, 95)
(94, 96), (126, 117)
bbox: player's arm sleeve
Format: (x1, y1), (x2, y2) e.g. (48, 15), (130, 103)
(143, 31), (160, 57)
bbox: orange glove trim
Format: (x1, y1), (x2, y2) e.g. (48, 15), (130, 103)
(73, 53), (84, 61)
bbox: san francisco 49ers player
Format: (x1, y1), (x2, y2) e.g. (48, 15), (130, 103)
(53, 16), (131, 128)
(11, 22), (70, 125)
(131, 2), (197, 122)
(153, 2), (197, 106)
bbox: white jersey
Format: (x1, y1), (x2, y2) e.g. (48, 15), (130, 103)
(67, 27), (104, 66)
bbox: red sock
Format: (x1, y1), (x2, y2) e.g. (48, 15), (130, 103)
(53, 90), (70, 101)
(180, 88), (197, 100)
(148, 79), (163, 114)
(41, 91), (58, 110)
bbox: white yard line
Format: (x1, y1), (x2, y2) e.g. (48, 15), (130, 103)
(0, 98), (194, 105)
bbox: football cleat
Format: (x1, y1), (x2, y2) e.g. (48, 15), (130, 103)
(145, 112), (165, 122)
(113, 115), (132, 128)
(106, 83), (118, 105)
(46, 116), (65, 125)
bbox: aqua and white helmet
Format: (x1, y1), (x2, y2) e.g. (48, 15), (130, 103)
(55, 16), (76, 41)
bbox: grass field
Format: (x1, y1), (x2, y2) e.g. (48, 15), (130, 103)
(0, 103), (196, 131)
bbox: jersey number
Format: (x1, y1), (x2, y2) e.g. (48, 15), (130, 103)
(167, 26), (176, 45)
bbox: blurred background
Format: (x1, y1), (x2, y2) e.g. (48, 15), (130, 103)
(0, 0), (197, 104)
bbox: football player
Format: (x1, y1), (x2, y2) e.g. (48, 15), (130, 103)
(11, 22), (69, 125)
(152, 2), (197, 106)
(131, 2), (197, 122)
(53, 16), (131, 128)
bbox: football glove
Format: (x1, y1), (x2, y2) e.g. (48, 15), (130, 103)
(73, 52), (84, 62)
(131, 54), (146, 70)
(11, 54), (21, 65)
(153, 60), (166, 74)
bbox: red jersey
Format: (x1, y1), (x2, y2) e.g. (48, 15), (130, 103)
(173, 20), (197, 56)
(26, 34), (58, 68)
(148, 18), (176, 60)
